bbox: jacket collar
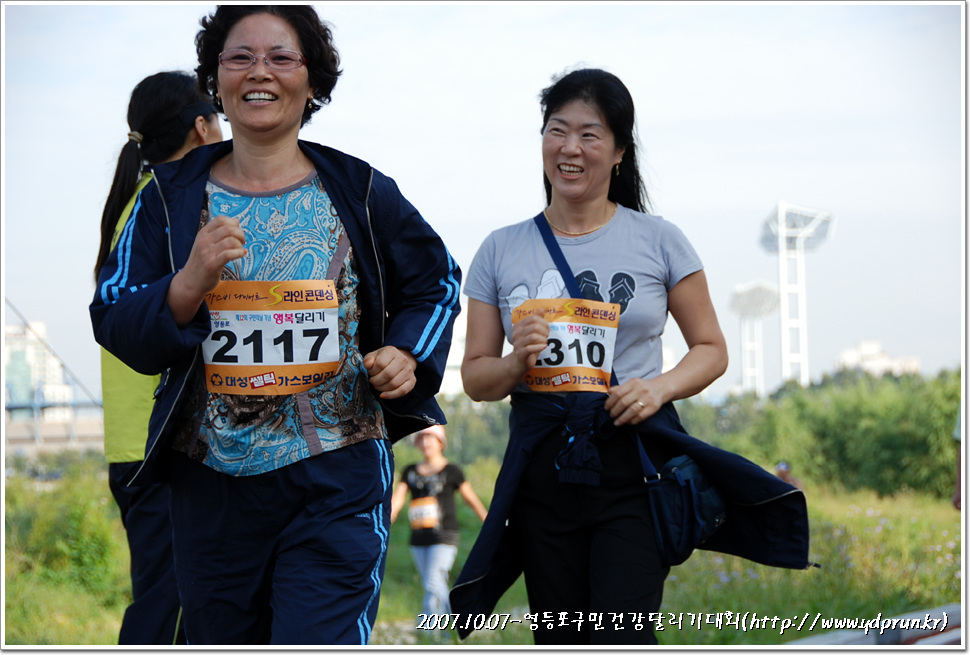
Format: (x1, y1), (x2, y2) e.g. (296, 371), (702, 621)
(151, 139), (373, 198)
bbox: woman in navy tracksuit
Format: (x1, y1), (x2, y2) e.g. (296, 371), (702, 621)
(90, 5), (459, 645)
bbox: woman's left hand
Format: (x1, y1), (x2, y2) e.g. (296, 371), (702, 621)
(605, 270), (728, 427)
(604, 378), (668, 426)
(364, 346), (418, 399)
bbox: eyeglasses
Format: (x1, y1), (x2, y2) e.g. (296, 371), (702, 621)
(218, 49), (306, 71)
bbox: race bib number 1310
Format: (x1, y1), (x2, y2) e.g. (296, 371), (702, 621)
(202, 279), (340, 395)
(511, 297), (620, 393)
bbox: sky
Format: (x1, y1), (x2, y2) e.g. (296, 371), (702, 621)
(1, 1), (965, 406)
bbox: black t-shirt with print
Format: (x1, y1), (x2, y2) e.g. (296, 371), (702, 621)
(402, 463), (465, 546)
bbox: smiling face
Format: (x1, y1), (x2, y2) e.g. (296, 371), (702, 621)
(541, 99), (625, 207)
(216, 12), (313, 141)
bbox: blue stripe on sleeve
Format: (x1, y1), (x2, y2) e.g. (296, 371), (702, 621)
(99, 194), (144, 305)
(412, 253), (461, 363)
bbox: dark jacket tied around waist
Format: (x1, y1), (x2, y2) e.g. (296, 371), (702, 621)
(450, 392), (812, 640)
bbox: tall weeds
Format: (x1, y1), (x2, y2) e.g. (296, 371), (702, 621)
(3, 452), (960, 646)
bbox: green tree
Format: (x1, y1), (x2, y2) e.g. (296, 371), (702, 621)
(437, 393), (511, 465)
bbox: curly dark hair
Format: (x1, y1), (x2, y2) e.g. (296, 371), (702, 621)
(195, 5), (342, 127)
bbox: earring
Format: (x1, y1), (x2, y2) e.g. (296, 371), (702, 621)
(213, 95), (223, 113)
(307, 99), (314, 111)
(614, 163), (621, 177)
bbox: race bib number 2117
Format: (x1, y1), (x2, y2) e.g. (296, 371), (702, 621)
(202, 279), (340, 395)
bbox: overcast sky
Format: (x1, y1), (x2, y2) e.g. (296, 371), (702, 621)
(2, 1), (965, 405)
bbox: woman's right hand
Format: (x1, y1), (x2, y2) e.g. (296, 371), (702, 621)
(508, 309), (550, 377)
(461, 299), (550, 402)
(167, 215), (247, 326)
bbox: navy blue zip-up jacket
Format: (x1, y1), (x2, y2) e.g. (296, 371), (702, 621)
(90, 140), (461, 485)
(450, 393), (812, 640)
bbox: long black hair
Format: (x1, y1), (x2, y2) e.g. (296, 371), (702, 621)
(540, 68), (650, 213)
(94, 71), (216, 280)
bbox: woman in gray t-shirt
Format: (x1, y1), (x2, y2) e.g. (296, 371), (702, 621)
(456, 68), (728, 646)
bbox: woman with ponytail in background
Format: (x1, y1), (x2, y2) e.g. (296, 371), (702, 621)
(93, 70), (222, 645)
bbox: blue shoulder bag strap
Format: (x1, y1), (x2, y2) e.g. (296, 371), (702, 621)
(532, 213), (660, 482)
(532, 212), (585, 299)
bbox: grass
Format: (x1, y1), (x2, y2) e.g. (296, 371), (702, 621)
(4, 561), (125, 645)
(369, 479), (962, 646)
(4, 458), (960, 646)
(4, 469), (130, 646)
(653, 484), (961, 645)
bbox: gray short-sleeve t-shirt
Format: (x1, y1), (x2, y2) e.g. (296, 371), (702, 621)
(463, 204), (702, 387)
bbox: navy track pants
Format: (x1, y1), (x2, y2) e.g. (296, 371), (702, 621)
(168, 438), (393, 645)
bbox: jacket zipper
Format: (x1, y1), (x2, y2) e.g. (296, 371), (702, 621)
(150, 169), (176, 272)
(363, 168), (384, 339)
(362, 168), (435, 430)
(127, 348), (199, 486)
(127, 171), (189, 486)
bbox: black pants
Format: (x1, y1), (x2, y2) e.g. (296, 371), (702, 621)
(109, 462), (186, 645)
(510, 429), (670, 645)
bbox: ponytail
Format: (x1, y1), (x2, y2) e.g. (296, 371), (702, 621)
(94, 139), (144, 280)
(93, 71), (215, 280)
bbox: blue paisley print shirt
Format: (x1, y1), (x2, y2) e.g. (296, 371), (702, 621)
(171, 172), (386, 476)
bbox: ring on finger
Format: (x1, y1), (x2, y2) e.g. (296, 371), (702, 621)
(635, 400), (646, 410)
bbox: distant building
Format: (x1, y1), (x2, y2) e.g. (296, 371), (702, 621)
(5, 321), (104, 456)
(837, 340), (920, 377)
(5, 321), (76, 422)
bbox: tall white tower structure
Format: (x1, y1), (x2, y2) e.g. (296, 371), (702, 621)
(760, 201), (834, 386)
(730, 280), (779, 397)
